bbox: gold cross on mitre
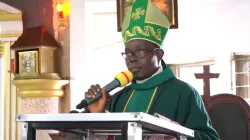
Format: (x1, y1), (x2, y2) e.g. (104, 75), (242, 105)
(131, 8), (145, 20)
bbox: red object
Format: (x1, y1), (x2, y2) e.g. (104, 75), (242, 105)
(10, 59), (15, 72)
(121, 72), (130, 84)
(194, 65), (220, 97)
(56, 2), (64, 20)
(107, 136), (115, 140)
(57, 11), (64, 19)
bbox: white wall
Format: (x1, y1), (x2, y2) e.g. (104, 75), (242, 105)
(84, 1), (127, 95)
(70, 0), (250, 110)
(70, 0), (89, 109)
(70, 0), (126, 110)
(163, 0), (250, 64)
(87, 0), (250, 64)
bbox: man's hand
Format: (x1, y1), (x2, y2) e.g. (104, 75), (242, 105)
(84, 84), (109, 113)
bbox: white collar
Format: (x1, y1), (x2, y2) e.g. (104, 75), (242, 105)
(136, 66), (163, 84)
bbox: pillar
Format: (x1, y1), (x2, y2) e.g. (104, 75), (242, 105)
(0, 52), (3, 140)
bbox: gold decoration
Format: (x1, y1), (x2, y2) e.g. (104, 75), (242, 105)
(14, 73), (61, 80)
(10, 26), (69, 99)
(18, 51), (38, 74)
(13, 79), (69, 98)
(131, 8), (145, 20)
(0, 9), (22, 21)
(0, 33), (22, 38)
(13, 46), (61, 80)
(123, 26), (162, 42)
(0, 9), (10, 14)
(0, 13), (22, 21)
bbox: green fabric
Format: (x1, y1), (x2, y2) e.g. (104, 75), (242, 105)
(123, 61), (175, 113)
(122, 89), (155, 113)
(107, 62), (220, 140)
(122, 0), (171, 47)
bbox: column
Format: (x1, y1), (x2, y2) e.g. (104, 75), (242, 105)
(0, 53), (3, 140)
(4, 42), (11, 140)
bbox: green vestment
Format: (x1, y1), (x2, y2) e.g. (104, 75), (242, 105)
(107, 63), (220, 140)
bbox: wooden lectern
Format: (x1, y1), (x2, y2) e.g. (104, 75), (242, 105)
(16, 112), (194, 140)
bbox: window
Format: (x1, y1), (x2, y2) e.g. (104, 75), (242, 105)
(231, 55), (250, 100)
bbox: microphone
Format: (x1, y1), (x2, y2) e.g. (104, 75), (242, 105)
(76, 70), (133, 109)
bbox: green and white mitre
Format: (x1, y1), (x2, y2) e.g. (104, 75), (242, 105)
(122, 0), (172, 48)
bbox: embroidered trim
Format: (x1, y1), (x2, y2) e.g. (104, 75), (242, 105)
(123, 26), (162, 43)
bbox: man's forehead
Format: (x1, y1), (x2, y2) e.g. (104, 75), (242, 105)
(125, 40), (156, 51)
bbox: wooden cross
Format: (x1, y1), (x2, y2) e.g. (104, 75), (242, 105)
(194, 65), (220, 97)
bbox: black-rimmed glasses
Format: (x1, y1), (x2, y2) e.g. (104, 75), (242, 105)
(121, 48), (160, 60)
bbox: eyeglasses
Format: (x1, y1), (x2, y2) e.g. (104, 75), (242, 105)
(121, 48), (160, 60)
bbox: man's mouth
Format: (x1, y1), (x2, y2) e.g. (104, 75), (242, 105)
(130, 67), (141, 73)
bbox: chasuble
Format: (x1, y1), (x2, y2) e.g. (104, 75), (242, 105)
(107, 63), (220, 140)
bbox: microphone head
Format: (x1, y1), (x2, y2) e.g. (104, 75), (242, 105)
(115, 70), (133, 87)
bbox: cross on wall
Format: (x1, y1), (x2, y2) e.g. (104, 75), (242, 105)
(194, 65), (220, 97)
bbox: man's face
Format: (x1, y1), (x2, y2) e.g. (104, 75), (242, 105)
(123, 39), (164, 80)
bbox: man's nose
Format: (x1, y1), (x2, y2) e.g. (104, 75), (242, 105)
(129, 56), (138, 63)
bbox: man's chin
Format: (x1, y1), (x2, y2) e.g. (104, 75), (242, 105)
(133, 75), (147, 81)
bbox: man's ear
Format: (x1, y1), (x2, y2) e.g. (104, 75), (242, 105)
(157, 49), (164, 60)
